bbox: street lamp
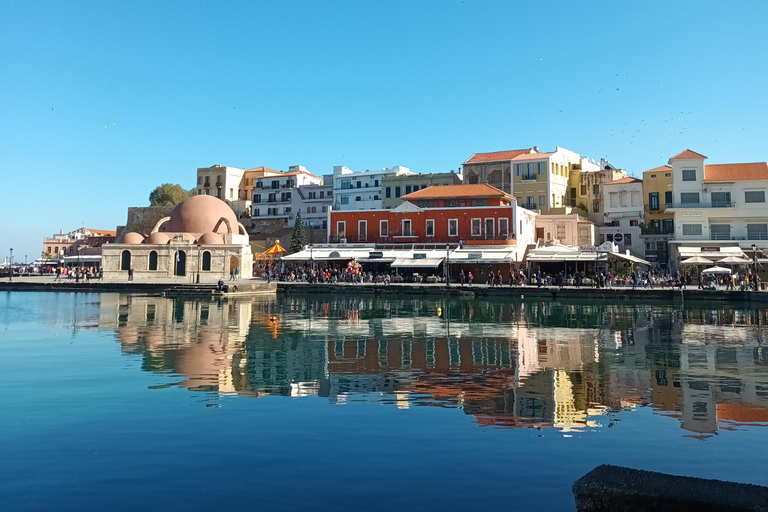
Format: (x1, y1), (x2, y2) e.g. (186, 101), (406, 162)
(9, 248), (13, 282)
(309, 243), (314, 272)
(753, 243), (759, 290)
(445, 244), (450, 286)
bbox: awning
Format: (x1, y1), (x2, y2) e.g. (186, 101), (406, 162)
(449, 249), (517, 264)
(281, 248), (372, 261)
(391, 257), (443, 268)
(676, 246), (746, 260)
(62, 255), (102, 263)
(604, 252), (650, 266)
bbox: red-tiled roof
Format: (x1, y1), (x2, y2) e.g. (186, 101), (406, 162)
(464, 148), (534, 164)
(245, 166), (281, 174)
(643, 165), (672, 174)
(606, 177), (642, 185)
(84, 229), (116, 236)
(704, 162), (768, 182)
(668, 149), (707, 163)
(511, 152), (556, 161)
(402, 184), (513, 200)
(283, 169), (320, 178)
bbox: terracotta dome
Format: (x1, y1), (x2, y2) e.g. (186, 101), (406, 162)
(197, 232), (223, 245)
(122, 232), (145, 244)
(165, 195), (238, 235)
(144, 232), (171, 245)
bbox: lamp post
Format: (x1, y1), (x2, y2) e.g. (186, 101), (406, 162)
(753, 243), (759, 290)
(309, 243), (314, 272)
(445, 244), (450, 286)
(9, 248), (12, 282)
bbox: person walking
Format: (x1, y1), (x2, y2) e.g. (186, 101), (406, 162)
(460, 269), (466, 285)
(54, 266), (61, 282)
(631, 271), (637, 290)
(128, 268), (134, 282)
(468, 271), (473, 286)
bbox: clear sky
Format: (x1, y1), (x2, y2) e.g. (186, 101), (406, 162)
(1, 0), (767, 261)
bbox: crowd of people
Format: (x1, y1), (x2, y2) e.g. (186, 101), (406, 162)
(52, 266), (102, 282)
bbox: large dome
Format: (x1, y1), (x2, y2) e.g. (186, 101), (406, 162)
(122, 232), (145, 244)
(164, 195), (239, 234)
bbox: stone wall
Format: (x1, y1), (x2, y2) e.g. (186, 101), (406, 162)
(115, 206), (175, 240)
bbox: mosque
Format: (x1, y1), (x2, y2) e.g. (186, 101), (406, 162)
(102, 195), (253, 281)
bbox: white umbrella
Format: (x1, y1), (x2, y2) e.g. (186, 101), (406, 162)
(681, 255), (714, 265)
(701, 265), (732, 274)
(717, 256), (751, 265)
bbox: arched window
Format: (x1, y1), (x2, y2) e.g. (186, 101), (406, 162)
(121, 250), (131, 271)
(54, 247), (59, 254)
(202, 251), (212, 271)
(148, 251), (158, 271)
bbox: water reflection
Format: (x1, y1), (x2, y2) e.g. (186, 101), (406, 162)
(99, 293), (768, 435)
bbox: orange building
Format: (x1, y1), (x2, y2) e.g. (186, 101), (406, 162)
(329, 184), (518, 245)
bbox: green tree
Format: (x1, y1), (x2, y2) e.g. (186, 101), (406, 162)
(290, 210), (308, 253)
(149, 183), (191, 206)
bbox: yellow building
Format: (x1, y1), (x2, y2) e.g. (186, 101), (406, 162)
(642, 165), (674, 231)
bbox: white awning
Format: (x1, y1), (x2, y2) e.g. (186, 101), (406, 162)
(62, 255), (102, 263)
(676, 245), (746, 260)
(449, 249), (517, 264)
(391, 257), (444, 268)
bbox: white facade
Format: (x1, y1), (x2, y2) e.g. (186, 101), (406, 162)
(332, 165), (413, 211)
(599, 178), (644, 258)
(292, 177), (333, 229)
(514, 204), (538, 261)
(197, 165), (246, 202)
(252, 166), (322, 224)
(666, 151), (768, 268)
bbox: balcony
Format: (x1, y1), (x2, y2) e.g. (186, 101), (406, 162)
(668, 201), (735, 209)
(521, 174), (537, 181)
(669, 233), (768, 241)
(522, 203), (537, 211)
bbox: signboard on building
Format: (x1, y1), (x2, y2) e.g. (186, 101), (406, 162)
(413, 253), (426, 259)
(579, 245), (597, 253)
(614, 233), (624, 242)
(701, 247), (720, 252)
(368, 252), (383, 258)
(468, 253), (482, 259)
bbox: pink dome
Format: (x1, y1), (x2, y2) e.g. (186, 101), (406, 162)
(197, 232), (223, 245)
(165, 195), (238, 234)
(144, 232), (171, 245)
(122, 232), (145, 244)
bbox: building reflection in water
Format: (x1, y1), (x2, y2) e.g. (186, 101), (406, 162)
(100, 293), (768, 435)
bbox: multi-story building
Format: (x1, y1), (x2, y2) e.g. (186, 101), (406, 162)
(534, 214), (597, 247)
(381, 171), (462, 209)
(598, 177), (644, 258)
(197, 164), (283, 218)
(573, 162), (626, 225)
(332, 165), (412, 211)
(462, 148), (536, 191)
(665, 149), (768, 268)
(252, 166), (322, 225)
(641, 165), (674, 268)
(292, 176), (333, 229)
(43, 228), (116, 260)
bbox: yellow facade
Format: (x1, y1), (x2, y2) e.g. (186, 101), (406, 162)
(642, 165), (674, 230)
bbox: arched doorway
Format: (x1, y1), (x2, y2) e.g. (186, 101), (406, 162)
(229, 256), (239, 276)
(175, 250), (186, 276)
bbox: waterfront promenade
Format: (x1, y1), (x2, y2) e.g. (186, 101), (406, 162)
(2, 275), (767, 304)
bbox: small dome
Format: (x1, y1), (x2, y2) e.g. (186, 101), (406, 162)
(165, 195), (238, 235)
(122, 232), (145, 244)
(144, 232), (171, 245)
(197, 232), (223, 245)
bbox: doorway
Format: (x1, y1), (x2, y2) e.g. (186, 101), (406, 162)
(175, 250), (186, 276)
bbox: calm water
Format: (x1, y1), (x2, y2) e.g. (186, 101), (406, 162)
(3, 292), (768, 511)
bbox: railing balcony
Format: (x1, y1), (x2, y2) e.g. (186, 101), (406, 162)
(669, 233), (768, 241)
(668, 201), (735, 209)
(522, 203), (537, 211)
(521, 174), (537, 181)
(484, 233), (516, 241)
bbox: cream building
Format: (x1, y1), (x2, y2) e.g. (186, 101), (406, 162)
(103, 195), (253, 281)
(534, 213), (597, 246)
(599, 177), (644, 258)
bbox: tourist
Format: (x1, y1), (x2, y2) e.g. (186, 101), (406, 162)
(631, 272), (637, 290)
(217, 279), (224, 291)
(128, 268), (134, 282)
(536, 271), (542, 287)
(460, 270), (466, 285)
(468, 271), (473, 285)
(54, 267), (61, 282)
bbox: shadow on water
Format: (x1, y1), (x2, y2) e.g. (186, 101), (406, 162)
(91, 292), (768, 436)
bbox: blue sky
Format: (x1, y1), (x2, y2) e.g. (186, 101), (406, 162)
(1, 0), (767, 260)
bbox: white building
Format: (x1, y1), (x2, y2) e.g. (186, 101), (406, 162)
(252, 166), (322, 225)
(332, 165), (413, 211)
(599, 177), (644, 258)
(197, 164), (246, 203)
(666, 149), (768, 268)
(292, 175), (333, 229)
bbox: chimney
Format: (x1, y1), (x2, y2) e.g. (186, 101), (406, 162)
(533, 146), (539, 153)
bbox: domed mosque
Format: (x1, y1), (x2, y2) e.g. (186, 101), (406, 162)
(102, 195), (253, 281)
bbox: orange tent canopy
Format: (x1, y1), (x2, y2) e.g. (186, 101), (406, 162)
(264, 240), (286, 255)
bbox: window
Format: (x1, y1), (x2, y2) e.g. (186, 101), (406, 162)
(665, 191), (673, 207)
(747, 224), (768, 240)
(337, 221), (346, 238)
(710, 224), (731, 240)
(606, 234), (613, 242)
(148, 251), (158, 271)
(662, 219), (674, 233)
(405, 185), (412, 194)
(745, 191), (766, 203)
(624, 233), (632, 246)
(593, 200), (600, 213)
(358, 220), (367, 241)
(402, 219), (412, 236)
(425, 219), (434, 237)
(448, 219), (458, 237)
(680, 192), (700, 204)
(556, 225), (566, 240)
(630, 220), (639, 226)
(710, 191), (731, 206)
(593, 185), (599, 195)
(516, 164), (523, 176)
(498, 218), (509, 237)
(471, 218), (482, 236)
(665, 173), (671, 177)
(395, 186), (401, 197)
(380, 220), (388, 237)
(682, 169), (696, 181)
(340, 196), (349, 205)
(341, 179), (351, 189)
(308, 191), (316, 199)
(229, 188), (234, 199)
(682, 224), (702, 235)
(650, 174), (656, 178)
(527, 163), (533, 175)
(197, 176), (202, 184)
(320, 191), (325, 198)
(580, 185), (587, 196)
(355, 196), (361, 202)
(120, 250), (131, 271)
(322, 205), (327, 213)
(374, 180), (379, 187)
(356, 181), (362, 189)
(468, 174), (479, 184)
(472, 199), (488, 206)
(538, 162), (545, 174)
(649, 192), (659, 211)
(539, 195), (546, 208)
(418, 200), (434, 208)
(202, 251), (211, 271)
(386, 187), (391, 198)
(526, 196), (534, 208)
(271, 180), (279, 189)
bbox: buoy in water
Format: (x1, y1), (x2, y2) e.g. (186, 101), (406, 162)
(437, 307), (442, 317)
(521, 295), (524, 299)
(270, 316), (277, 322)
